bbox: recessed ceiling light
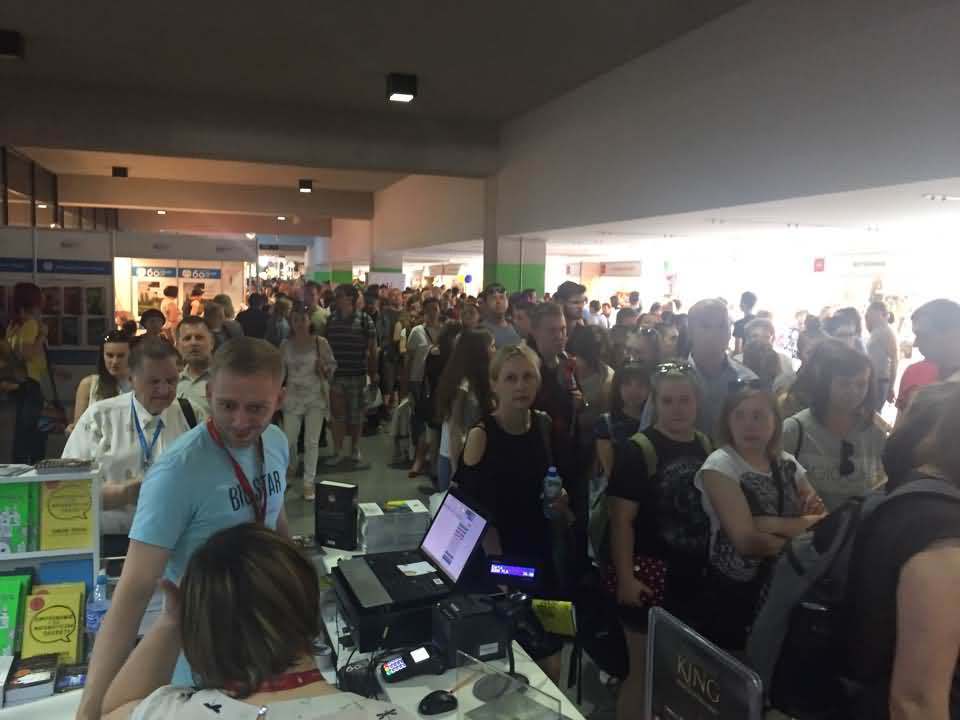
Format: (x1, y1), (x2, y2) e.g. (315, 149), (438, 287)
(36, 203), (47, 209)
(277, 215), (287, 221)
(49, 223), (57, 228)
(299, 179), (313, 194)
(156, 210), (166, 215)
(245, 232), (256, 240)
(386, 73), (417, 103)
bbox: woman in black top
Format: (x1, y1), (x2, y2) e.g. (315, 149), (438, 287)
(606, 362), (711, 720)
(459, 343), (574, 683)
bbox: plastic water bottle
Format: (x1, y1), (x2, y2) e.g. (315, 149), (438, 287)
(85, 571), (110, 645)
(542, 466), (563, 519)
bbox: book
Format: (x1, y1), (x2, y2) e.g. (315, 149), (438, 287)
(0, 656), (12, 701)
(3, 653), (57, 707)
(0, 466), (31, 479)
(54, 663), (87, 694)
(0, 483), (32, 554)
(21, 588), (84, 664)
(0, 575), (31, 655)
(531, 599), (577, 638)
(33, 459), (94, 474)
(40, 480), (93, 551)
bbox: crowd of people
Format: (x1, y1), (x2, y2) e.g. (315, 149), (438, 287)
(4, 275), (960, 719)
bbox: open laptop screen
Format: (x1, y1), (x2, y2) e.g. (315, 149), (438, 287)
(420, 493), (487, 584)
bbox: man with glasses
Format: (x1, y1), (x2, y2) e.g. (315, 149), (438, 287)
(480, 283), (522, 349)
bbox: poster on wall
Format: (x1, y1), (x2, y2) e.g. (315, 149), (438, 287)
(645, 608), (763, 720)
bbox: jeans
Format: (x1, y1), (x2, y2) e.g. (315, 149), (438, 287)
(283, 405), (327, 483)
(437, 454), (453, 491)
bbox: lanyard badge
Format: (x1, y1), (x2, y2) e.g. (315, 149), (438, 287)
(206, 418), (267, 523)
(132, 398), (163, 471)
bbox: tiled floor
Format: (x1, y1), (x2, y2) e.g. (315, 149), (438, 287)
(283, 427), (618, 719)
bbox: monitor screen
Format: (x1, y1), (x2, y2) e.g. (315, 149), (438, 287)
(420, 493), (487, 584)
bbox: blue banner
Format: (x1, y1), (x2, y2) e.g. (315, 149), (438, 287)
(179, 267), (222, 280)
(37, 258), (113, 275)
(132, 266), (178, 279)
(0, 257), (34, 273)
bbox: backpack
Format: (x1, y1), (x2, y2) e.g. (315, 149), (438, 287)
(587, 428), (712, 563)
(747, 477), (960, 717)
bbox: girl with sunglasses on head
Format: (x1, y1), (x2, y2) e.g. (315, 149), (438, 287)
(606, 362), (712, 720)
(695, 383), (825, 651)
(781, 339), (888, 511)
(67, 331), (133, 434)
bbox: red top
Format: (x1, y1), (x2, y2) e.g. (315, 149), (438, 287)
(224, 668), (326, 695)
(896, 359), (940, 410)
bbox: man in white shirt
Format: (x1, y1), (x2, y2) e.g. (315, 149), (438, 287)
(176, 315), (214, 418)
(586, 300), (609, 328)
(63, 338), (199, 555)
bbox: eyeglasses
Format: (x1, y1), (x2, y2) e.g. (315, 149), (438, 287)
(727, 377), (767, 392)
(839, 440), (855, 477)
(638, 327), (659, 337)
(654, 361), (694, 375)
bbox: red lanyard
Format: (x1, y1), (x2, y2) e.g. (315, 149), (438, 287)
(224, 668), (325, 695)
(206, 418), (267, 524)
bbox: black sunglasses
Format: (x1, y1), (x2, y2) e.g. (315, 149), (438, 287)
(839, 440), (855, 477)
(654, 361), (695, 375)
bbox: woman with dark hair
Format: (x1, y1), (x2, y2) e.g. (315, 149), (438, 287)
(415, 320), (462, 480)
(5, 282), (49, 463)
(67, 331), (133, 433)
(782, 339), (888, 510)
(568, 324), (614, 444)
(435, 327), (495, 489)
(624, 326), (662, 369)
(100, 525), (407, 718)
(656, 320), (681, 360)
(594, 363), (650, 483)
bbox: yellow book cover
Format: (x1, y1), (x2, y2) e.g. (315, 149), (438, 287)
(531, 599), (577, 638)
(40, 480), (93, 551)
(21, 590), (83, 664)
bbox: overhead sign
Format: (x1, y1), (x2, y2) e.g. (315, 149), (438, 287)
(133, 266), (178, 279)
(37, 259), (112, 275)
(646, 608), (763, 719)
(179, 267), (222, 280)
(0, 257), (34, 273)
(600, 261), (642, 277)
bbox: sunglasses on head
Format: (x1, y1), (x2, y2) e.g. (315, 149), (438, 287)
(728, 377), (767, 392)
(654, 361), (694, 375)
(839, 440), (856, 477)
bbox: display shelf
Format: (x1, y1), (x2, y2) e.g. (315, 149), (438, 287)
(0, 548), (94, 562)
(0, 467), (100, 484)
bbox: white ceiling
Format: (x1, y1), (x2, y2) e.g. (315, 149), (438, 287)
(18, 147), (405, 192)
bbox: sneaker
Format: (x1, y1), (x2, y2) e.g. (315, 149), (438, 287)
(350, 448), (363, 464)
(324, 453), (345, 467)
(302, 481), (315, 501)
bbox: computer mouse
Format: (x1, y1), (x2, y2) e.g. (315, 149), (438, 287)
(418, 689), (458, 716)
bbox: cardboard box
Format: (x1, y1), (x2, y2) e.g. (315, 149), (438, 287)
(40, 480), (93, 551)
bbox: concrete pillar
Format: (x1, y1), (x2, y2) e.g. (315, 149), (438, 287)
(482, 176), (546, 294)
(371, 251), (404, 274)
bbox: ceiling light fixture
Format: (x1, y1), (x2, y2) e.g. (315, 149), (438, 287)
(49, 223), (57, 229)
(922, 193), (960, 202)
(277, 215), (287, 221)
(156, 210), (166, 215)
(387, 73), (417, 103)
(245, 232), (256, 240)
(112, 166), (128, 178)
(36, 203), (47, 209)
(299, 179), (313, 194)
(0, 30), (24, 61)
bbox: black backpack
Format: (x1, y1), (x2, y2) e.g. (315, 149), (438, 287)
(747, 477), (960, 718)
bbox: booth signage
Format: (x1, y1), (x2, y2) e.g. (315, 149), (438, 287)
(133, 266), (178, 279)
(37, 259), (112, 275)
(600, 261), (643, 277)
(814, 258), (826, 273)
(646, 608), (763, 719)
(0, 257), (34, 273)
(179, 268), (222, 280)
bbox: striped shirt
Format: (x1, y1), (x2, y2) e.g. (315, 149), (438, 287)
(325, 310), (375, 377)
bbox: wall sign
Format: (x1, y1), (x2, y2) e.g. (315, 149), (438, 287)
(813, 258), (825, 273)
(37, 259), (113, 275)
(0, 257), (34, 273)
(133, 266), (178, 279)
(600, 261), (643, 277)
(179, 268), (222, 280)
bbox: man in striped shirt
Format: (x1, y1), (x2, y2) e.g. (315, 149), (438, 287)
(324, 284), (378, 465)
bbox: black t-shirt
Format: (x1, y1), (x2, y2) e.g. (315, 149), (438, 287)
(236, 308), (268, 339)
(606, 427), (710, 561)
(845, 479), (960, 718)
(732, 313), (756, 340)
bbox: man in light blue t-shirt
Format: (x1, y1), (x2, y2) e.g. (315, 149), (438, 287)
(78, 337), (289, 720)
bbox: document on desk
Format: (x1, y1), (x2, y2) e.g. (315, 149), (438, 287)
(398, 560), (437, 576)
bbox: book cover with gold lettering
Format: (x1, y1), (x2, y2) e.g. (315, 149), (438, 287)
(21, 590), (83, 664)
(39, 480), (93, 551)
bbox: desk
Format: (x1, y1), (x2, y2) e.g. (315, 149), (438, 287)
(319, 558), (586, 720)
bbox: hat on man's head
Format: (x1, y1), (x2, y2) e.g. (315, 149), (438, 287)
(554, 281), (586, 302)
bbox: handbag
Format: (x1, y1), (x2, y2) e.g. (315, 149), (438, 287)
(603, 555), (668, 610)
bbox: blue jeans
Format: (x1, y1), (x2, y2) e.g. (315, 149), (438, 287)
(437, 455), (453, 491)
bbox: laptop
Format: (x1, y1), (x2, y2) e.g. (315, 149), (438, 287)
(337, 491), (487, 609)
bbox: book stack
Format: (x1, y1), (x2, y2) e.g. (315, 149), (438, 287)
(0, 484), (40, 554)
